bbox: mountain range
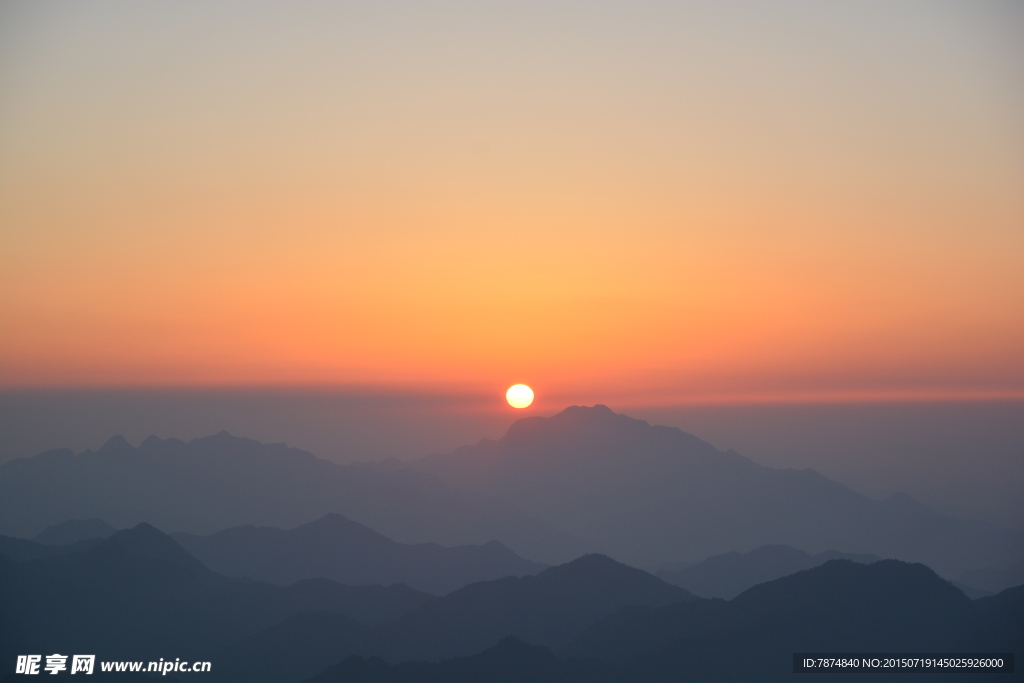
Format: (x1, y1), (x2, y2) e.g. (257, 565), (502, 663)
(0, 524), (432, 665)
(561, 559), (1023, 682)
(2, 522), (1019, 683)
(172, 513), (546, 595)
(405, 405), (1023, 574)
(2, 405), (1021, 579)
(656, 544), (881, 599)
(32, 517), (117, 545)
(0, 431), (581, 563)
(369, 553), (693, 662)
(304, 561), (1023, 683)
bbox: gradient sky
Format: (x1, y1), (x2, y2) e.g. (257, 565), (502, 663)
(2, 0), (1022, 401)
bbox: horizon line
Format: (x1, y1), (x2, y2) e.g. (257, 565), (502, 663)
(1, 383), (1022, 406)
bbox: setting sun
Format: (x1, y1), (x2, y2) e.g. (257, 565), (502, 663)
(506, 384), (535, 409)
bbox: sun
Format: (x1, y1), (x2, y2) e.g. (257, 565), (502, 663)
(505, 384), (534, 409)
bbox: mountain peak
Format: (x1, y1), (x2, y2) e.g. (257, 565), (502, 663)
(292, 513), (392, 543)
(538, 553), (694, 603)
(98, 435), (133, 454)
(501, 405), (650, 445)
(97, 523), (212, 575)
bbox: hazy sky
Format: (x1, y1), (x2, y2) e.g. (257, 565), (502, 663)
(1, 1), (1022, 402)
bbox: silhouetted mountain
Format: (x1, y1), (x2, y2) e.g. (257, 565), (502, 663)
(657, 544), (880, 598)
(950, 581), (993, 599)
(173, 513), (546, 595)
(564, 559), (1021, 682)
(300, 562), (1023, 682)
(975, 583), (1024, 646)
(0, 534), (103, 561)
(958, 557), (1024, 594)
(212, 612), (373, 683)
(0, 432), (583, 563)
(370, 554), (694, 662)
(410, 405), (1023, 575)
(0, 524), (433, 665)
(32, 517), (117, 544)
(304, 636), (616, 683)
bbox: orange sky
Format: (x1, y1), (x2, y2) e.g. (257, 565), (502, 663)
(1, 1), (1022, 401)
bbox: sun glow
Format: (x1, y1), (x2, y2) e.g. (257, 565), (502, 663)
(506, 384), (535, 409)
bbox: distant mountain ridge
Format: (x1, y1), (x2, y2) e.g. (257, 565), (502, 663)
(173, 513), (547, 595)
(32, 517), (117, 545)
(0, 523), (691, 682)
(957, 557), (1024, 594)
(3, 408), (1021, 576)
(0, 523), (433, 665)
(561, 559), (1022, 681)
(370, 553), (694, 663)
(0, 534), (105, 562)
(304, 561), (1024, 683)
(657, 544), (881, 599)
(408, 405), (1023, 575)
(4, 523), (1019, 683)
(0, 431), (583, 563)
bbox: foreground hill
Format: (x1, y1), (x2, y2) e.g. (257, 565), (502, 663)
(370, 554), (694, 662)
(4, 527), (1018, 683)
(410, 405), (1022, 574)
(564, 559), (1022, 681)
(212, 612), (374, 683)
(0, 526), (692, 683)
(304, 561), (1023, 682)
(0, 524), (432, 664)
(657, 544), (880, 598)
(0, 432), (582, 563)
(173, 513), (547, 595)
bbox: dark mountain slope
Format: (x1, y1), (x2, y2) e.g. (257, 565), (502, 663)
(959, 557), (1024, 594)
(566, 559), (1017, 682)
(0, 534), (103, 561)
(0, 524), (433, 664)
(299, 565), (1022, 683)
(211, 612), (373, 683)
(371, 554), (693, 662)
(173, 513), (546, 595)
(657, 544), (880, 598)
(32, 517), (117, 544)
(0, 432), (581, 563)
(411, 405), (1022, 574)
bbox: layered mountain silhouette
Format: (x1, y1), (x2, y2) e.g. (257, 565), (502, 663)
(657, 544), (880, 599)
(212, 612), (373, 683)
(3, 522), (1019, 683)
(958, 557), (1024, 595)
(0, 519), (117, 565)
(4, 410), (1019, 575)
(0, 524), (691, 683)
(0, 534), (105, 561)
(0, 524), (432, 664)
(369, 553), (694, 662)
(0, 432), (582, 563)
(563, 559), (1023, 681)
(302, 561), (1023, 683)
(32, 517), (117, 545)
(172, 513), (547, 595)
(408, 405), (1023, 575)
